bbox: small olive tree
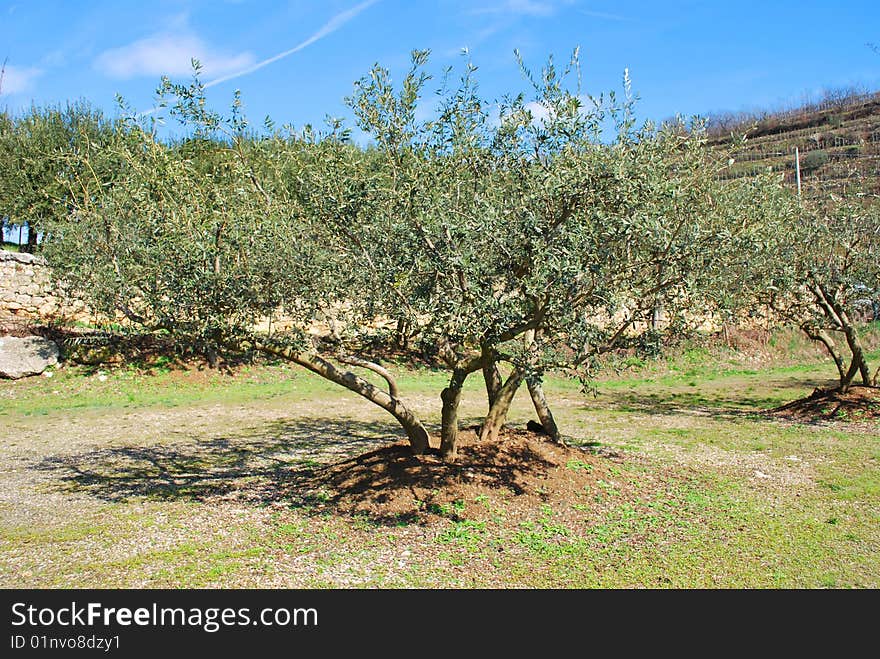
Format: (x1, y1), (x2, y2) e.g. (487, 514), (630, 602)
(762, 193), (879, 391)
(0, 102), (116, 252)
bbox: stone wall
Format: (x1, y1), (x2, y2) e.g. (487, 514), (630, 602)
(0, 250), (88, 326)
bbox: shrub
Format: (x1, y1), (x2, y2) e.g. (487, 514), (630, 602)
(800, 149), (829, 172)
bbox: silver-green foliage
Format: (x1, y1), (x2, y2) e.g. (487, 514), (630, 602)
(343, 50), (794, 454)
(36, 51), (796, 456)
(0, 102), (118, 251)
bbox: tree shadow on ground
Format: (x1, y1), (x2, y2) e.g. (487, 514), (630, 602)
(33, 416), (564, 526)
(593, 376), (836, 418)
(34, 417), (396, 504)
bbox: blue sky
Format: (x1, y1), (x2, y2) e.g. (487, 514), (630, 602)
(1, 0), (879, 133)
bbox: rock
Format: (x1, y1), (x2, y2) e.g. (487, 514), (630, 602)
(0, 335), (60, 379)
(38, 303), (57, 317)
(0, 250), (45, 266)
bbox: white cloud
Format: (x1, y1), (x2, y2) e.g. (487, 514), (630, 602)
(471, 0), (573, 17)
(136, 0), (380, 116)
(94, 31), (255, 80)
(525, 100), (553, 123)
(0, 64), (43, 95)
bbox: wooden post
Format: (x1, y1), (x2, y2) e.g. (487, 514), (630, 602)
(795, 147), (802, 198)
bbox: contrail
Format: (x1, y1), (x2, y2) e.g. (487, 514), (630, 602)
(204, 0), (380, 89)
(580, 10), (628, 22)
(138, 0), (379, 117)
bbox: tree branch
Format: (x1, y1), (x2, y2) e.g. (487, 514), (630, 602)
(245, 339), (429, 453)
(801, 323), (845, 381)
(336, 354), (401, 400)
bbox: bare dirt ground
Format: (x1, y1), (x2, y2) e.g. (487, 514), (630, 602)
(1, 363), (876, 588)
(292, 427), (628, 522)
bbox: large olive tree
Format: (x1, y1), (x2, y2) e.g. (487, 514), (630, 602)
(42, 72), (436, 453)
(345, 51), (795, 458)
(43, 53), (792, 461)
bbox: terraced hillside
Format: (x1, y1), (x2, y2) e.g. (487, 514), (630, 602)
(707, 91), (880, 195)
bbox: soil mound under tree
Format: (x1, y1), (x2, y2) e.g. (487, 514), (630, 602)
(293, 427), (626, 523)
(768, 385), (880, 422)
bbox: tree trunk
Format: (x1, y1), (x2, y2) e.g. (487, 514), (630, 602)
(860, 361), (872, 386)
(526, 375), (561, 443)
(253, 341), (430, 454)
(826, 287), (871, 388)
(813, 281), (872, 390)
(394, 317), (410, 350)
(651, 304), (662, 330)
(840, 356), (861, 393)
(440, 368), (468, 461)
(481, 344), (502, 411)
(479, 367), (524, 443)
(521, 328), (561, 442)
(336, 354), (401, 399)
(841, 324), (871, 388)
(24, 220), (38, 253)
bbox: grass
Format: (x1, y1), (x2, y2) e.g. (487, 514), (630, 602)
(0, 342), (877, 588)
(0, 361), (459, 418)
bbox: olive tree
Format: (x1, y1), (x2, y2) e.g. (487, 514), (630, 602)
(0, 102), (116, 252)
(762, 193), (880, 391)
(42, 72), (435, 453)
(44, 52), (792, 462)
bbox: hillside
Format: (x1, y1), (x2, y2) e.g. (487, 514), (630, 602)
(706, 89), (880, 195)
